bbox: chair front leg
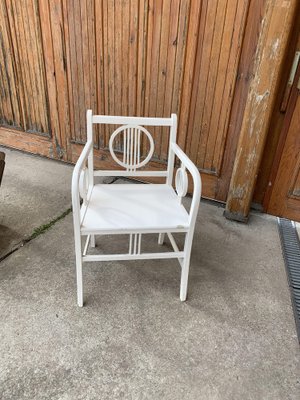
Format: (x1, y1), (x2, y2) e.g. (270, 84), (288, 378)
(90, 234), (96, 248)
(180, 231), (193, 301)
(74, 229), (83, 307)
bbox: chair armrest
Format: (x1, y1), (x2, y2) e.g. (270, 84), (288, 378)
(72, 140), (93, 226)
(171, 143), (202, 227)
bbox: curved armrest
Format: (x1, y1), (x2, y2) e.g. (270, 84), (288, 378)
(72, 140), (93, 227)
(171, 143), (202, 227)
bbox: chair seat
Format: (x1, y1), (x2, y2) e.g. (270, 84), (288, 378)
(80, 183), (190, 234)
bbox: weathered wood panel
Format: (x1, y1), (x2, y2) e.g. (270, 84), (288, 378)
(0, 1), (21, 128)
(63, 0), (192, 159)
(64, 0), (97, 145)
(186, 0), (248, 175)
(1, 0), (49, 135)
(217, 0), (267, 201)
(225, 0), (298, 221)
(0, 0), (260, 202)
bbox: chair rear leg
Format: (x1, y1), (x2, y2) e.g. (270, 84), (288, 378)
(158, 233), (165, 245)
(90, 234), (96, 247)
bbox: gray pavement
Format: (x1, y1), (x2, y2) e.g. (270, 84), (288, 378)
(0, 146), (73, 259)
(0, 147), (299, 399)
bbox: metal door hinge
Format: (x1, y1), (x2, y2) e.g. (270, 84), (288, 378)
(281, 50), (300, 112)
(288, 51), (300, 85)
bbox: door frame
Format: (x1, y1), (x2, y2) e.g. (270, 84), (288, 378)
(253, 11), (300, 213)
(263, 61), (300, 217)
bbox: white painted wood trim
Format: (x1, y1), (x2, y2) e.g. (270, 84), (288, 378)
(80, 227), (189, 235)
(92, 115), (173, 126)
(83, 251), (184, 262)
(93, 170), (168, 177)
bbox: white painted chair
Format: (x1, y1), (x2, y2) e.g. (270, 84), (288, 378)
(72, 111), (201, 306)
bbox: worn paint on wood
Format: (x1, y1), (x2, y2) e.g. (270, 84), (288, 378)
(225, 0), (298, 221)
(217, 0), (267, 201)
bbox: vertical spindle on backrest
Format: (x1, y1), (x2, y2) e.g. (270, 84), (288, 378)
(137, 129), (141, 166)
(126, 127), (130, 170)
(123, 129), (127, 164)
(130, 127), (134, 171)
(134, 128), (137, 171)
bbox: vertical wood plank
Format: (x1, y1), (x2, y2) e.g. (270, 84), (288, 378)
(144, 0), (154, 117)
(26, 0), (49, 133)
(11, 0), (34, 129)
(211, 0), (248, 172)
(81, 0), (91, 113)
(62, 0), (75, 143)
(155, 0), (171, 158)
(128, 0), (138, 116)
(0, 1), (22, 127)
(107, 0), (115, 117)
(48, 0), (70, 158)
(87, 0), (98, 145)
(114, 0), (122, 119)
(102, 0), (109, 146)
(178, 0), (202, 150)
(65, 0), (79, 142)
(39, 0), (61, 155)
(160, 0), (181, 160)
(188, 0), (218, 164)
(170, 0), (190, 116)
(95, 0), (105, 147)
(74, 0), (85, 142)
(148, 0), (163, 156)
(121, 0), (130, 118)
(136, 0), (148, 116)
(0, 2), (13, 126)
(198, 0), (228, 169)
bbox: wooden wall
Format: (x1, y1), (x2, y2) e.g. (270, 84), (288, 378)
(0, 0), (49, 134)
(0, 0), (251, 200)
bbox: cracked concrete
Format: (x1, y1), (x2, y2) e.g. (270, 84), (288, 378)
(0, 147), (299, 399)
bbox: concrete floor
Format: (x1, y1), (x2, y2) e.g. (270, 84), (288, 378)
(0, 147), (299, 399)
(0, 147), (73, 259)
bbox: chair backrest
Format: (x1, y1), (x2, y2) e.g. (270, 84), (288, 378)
(87, 110), (177, 185)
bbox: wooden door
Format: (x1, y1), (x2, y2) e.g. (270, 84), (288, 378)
(0, 1), (53, 156)
(0, 0), (253, 201)
(266, 61), (300, 221)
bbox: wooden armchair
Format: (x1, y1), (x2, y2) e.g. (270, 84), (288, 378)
(72, 111), (201, 306)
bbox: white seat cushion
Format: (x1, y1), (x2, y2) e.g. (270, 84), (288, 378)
(80, 184), (190, 234)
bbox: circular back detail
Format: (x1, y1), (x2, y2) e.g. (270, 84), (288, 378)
(175, 167), (188, 197)
(109, 125), (154, 170)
